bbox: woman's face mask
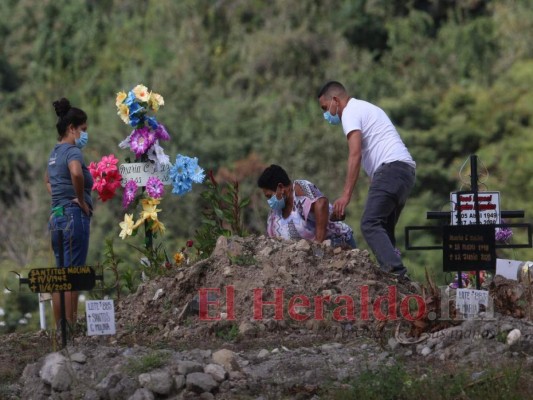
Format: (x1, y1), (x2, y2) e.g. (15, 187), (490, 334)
(266, 184), (286, 211)
(75, 130), (89, 148)
(267, 194), (285, 211)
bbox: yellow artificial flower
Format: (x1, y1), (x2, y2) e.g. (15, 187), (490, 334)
(140, 199), (161, 221)
(117, 104), (130, 124)
(132, 217), (144, 230)
(133, 84), (150, 102)
(174, 252), (185, 266)
(151, 219), (166, 235)
(115, 91), (127, 107)
(141, 197), (161, 207)
(119, 214), (135, 240)
(148, 92), (165, 111)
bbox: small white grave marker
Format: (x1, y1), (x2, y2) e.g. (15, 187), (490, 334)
(86, 300), (116, 336)
(496, 258), (523, 281)
(455, 289), (489, 318)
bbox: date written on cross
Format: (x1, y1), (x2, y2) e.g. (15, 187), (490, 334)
(26, 266), (96, 293)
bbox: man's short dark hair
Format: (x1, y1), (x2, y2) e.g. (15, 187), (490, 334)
(257, 164), (291, 191)
(317, 81), (346, 99)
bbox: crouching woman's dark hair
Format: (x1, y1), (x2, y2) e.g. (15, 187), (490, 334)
(257, 164), (291, 191)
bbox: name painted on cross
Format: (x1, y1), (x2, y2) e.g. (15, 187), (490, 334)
(119, 162), (172, 187)
(27, 266), (96, 293)
(443, 225), (496, 271)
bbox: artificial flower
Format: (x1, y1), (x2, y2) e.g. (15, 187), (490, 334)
(169, 154), (205, 196)
(133, 84), (150, 102)
(146, 176), (164, 199)
(115, 91), (127, 107)
(140, 198), (161, 221)
(123, 179), (138, 209)
(89, 154), (123, 202)
(174, 252), (185, 265)
(154, 124), (170, 141)
(496, 227), (513, 243)
(99, 154), (119, 174)
(147, 141), (170, 167)
(146, 116), (159, 130)
(141, 197), (161, 207)
(124, 91), (136, 106)
(92, 175), (107, 193)
(119, 214), (135, 239)
(130, 128), (151, 158)
(104, 170), (122, 191)
(117, 104), (130, 125)
(149, 92), (164, 110)
(118, 133), (131, 149)
(150, 219), (166, 235)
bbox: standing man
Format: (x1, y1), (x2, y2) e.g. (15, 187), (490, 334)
(317, 81), (416, 279)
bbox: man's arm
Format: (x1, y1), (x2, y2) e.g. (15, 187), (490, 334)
(333, 130), (362, 218)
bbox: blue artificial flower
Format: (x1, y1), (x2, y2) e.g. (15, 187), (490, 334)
(128, 102), (144, 117)
(190, 164), (205, 183)
(129, 114), (144, 128)
(146, 116), (159, 130)
(170, 154), (205, 196)
(124, 91), (136, 106)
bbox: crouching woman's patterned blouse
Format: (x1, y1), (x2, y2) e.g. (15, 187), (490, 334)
(266, 180), (355, 248)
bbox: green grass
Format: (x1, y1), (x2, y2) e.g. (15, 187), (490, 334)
(122, 350), (172, 375)
(330, 361), (531, 400)
(215, 323), (239, 341)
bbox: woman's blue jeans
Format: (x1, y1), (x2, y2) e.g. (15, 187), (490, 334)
(361, 161), (415, 276)
(49, 205), (91, 267)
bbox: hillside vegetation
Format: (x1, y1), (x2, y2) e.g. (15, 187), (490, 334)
(1, 0), (533, 328)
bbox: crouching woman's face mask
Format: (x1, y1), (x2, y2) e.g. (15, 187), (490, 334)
(267, 194), (285, 211)
(267, 184), (286, 211)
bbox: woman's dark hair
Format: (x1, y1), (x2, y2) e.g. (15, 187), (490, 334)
(257, 164), (291, 191)
(53, 97), (87, 138)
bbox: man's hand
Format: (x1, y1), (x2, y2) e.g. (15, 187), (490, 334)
(332, 194), (350, 220)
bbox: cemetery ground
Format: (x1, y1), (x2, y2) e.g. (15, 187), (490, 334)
(1, 235), (533, 399)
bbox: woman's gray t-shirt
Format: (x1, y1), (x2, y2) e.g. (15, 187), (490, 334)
(47, 143), (93, 209)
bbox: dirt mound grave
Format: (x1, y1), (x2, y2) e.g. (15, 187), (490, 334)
(114, 235), (431, 347)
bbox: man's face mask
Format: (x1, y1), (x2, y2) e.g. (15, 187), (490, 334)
(323, 99), (341, 125)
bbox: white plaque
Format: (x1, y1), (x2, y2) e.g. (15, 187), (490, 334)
(455, 289), (489, 318)
(86, 300), (116, 336)
(496, 258), (523, 281)
(119, 162), (172, 187)
(450, 191), (500, 225)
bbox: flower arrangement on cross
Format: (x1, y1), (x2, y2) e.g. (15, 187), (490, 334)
(92, 84), (204, 271)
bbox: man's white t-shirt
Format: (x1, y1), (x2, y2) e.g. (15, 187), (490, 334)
(341, 98), (416, 178)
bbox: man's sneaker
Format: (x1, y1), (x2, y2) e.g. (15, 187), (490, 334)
(397, 273), (411, 284)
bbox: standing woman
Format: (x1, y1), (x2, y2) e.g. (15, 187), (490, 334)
(45, 98), (93, 329)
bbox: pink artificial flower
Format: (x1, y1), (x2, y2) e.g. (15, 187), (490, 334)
(98, 154), (119, 174)
(146, 176), (164, 199)
(155, 124), (170, 141)
(122, 179), (138, 209)
(93, 176), (108, 193)
(130, 127), (151, 158)
(88, 161), (100, 179)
